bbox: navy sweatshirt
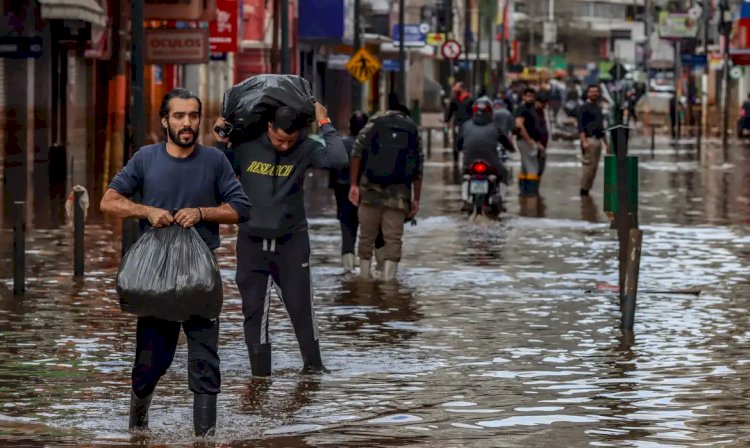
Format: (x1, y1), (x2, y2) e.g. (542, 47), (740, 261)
(230, 124), (347, 239)
(109, 142), (251, 249)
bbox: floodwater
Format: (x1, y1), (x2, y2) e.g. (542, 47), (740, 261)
(1, 134), (750, 447)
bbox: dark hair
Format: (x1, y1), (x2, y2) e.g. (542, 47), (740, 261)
(159, 88), (202, 119)
(349, 111), (369, 136)
(586, 84), (600, 95)
(271, 106), (305, 133)
(523, 88), (536, 96)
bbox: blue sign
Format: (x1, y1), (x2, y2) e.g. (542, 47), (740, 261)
(382, 59), (401, 72)
(742, 0), (750, 19)
(299, 0), (353, 43)
(681, 54), (707, 67)
(0, 36), (43, 59)
(391, 24), (427, 46)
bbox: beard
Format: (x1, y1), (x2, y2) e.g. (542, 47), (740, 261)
(167, 125), (198, 148)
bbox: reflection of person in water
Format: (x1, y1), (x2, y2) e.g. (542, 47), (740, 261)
(330, 280), (422, 345)
(240, 376), (321, 417)
(519, 195), (546, 219)
(580, 195), (599, 223)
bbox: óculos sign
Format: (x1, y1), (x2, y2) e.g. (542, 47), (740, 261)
(145, 29), (210, 65)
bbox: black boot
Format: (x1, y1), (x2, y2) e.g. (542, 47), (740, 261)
(193, 393), (217, 438)
(128, 390), (153, 431)
(300, 340), (330, 374)
(249, 343), (272, 377)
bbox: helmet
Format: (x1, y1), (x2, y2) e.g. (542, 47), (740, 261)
(472, 97), (493, 117)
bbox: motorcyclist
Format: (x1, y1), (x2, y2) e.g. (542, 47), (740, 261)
(457, 97), (515, 212)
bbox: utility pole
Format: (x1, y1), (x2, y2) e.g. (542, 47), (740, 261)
(351, 0), (362, 112)
(644, 0), (652, 95)
(398, 0), (407, 102)
(446, 0), (455, 86)
(474, 6), (481, 93)
(702, 0), (710, 142)
(499, 1), (507, 88)
(280, 0), (290, 73)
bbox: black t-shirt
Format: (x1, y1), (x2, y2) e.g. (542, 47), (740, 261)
(514, 103), (542, 142)
(577, 102), (605, 138)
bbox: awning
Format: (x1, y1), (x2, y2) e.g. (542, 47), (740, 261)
(39, 0), (107, 27)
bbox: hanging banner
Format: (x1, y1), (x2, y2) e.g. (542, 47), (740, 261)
(209, 0), (238, 53)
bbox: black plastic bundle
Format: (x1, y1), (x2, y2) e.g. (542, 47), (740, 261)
(117, 226), (223, 322)
(219, 74), (315, 144)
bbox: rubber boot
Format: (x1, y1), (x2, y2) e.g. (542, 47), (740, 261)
(300, 339), (330, 374)
(342, 253), (355, 272)
(383, 260), (398, 281)
(248, 343), (272, 377)
(518, 178), (527, 196)
(128, 390), (153, 431)
(527, 179), (540, 196)
(193, 393), (217, 438)
(374, 247), (386, 271)
(359, 258), (372, 279)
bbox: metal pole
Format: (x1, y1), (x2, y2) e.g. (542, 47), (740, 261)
(674, 40), (681, 140)
(74, 191), (84, 277)
(702, 0), (710, 144)
(398, 0), (406, 102)
(280, 0), (290, 74)
(621, 228), (643, 331)
(124, 0), (146, 257)
(644, 0), (652, 95)
(13, 202), (26, 297)
(475, 8), (481, 94)
(499, 22), (506, 88)
(351, 0), (362, 112)
(720, 0), (730, 150)
(612, 126), (632, 297)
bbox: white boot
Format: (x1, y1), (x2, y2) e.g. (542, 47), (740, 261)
(359, 258), (372, 279)
(383, 260), (399, 281)
(374, 247), (386, 271)
(342, 253), (355, 272)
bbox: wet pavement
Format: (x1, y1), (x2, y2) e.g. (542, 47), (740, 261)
(1, 134), (750, 447)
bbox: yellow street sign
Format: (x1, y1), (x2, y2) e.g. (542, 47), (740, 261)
(346, 48), (381, 83)
(426, 33), (446, 46)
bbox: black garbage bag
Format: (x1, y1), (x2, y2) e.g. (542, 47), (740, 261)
(218, 74), (315, 144)
(117, 226), (223, 322)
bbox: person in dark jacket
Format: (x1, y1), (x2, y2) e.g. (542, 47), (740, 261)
(330, 111), (369, 271)
(445, 82), (474, 162)
(213, 102), (347, 378)
(101, 88), (251, 437)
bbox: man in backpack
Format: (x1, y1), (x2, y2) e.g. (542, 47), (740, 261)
(348, 105), (424, 281)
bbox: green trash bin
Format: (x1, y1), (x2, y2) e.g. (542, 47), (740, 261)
(603, 155), (639, 216)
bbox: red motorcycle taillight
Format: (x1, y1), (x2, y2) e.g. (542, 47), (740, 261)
(471, 162), (488, 174)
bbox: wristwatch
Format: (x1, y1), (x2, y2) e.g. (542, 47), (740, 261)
(317, 117), (331, 127)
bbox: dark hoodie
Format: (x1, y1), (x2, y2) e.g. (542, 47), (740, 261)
(232, 124), (348, 238)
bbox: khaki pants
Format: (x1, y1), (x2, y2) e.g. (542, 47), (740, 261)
(358, 203), (407, 262)
(580, 138), (603, 191)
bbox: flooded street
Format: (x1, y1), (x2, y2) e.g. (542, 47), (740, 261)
(1, 136), (750, 447)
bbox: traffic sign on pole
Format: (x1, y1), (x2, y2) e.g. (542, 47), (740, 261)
(441, 39), (462, 60)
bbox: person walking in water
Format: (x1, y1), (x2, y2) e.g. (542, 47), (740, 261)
(577, 84), (609, 196)
(214, 102), (347, 377)
(101, 88), (250, 437)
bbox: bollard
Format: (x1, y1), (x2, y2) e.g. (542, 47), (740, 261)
(621, 228), (643, 331)
(74, 190), (85, 277)
(13, 202), (26, 297)
(427, 128), (432, 159)
(650, 124), (656, 156)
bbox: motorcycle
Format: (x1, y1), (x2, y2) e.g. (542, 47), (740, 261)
(461, 157), (507, 220)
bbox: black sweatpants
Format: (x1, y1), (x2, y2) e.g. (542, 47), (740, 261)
(235, 230), (320, 352)
(131, 316), (220, 399)
(334, 185), (358, 255)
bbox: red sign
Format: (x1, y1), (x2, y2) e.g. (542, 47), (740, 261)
(209, 0), (238, 53)
(441, 40), (462, 60)
(145, 29), (210, 65)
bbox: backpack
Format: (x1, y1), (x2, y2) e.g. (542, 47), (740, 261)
(363, 114), (420, 185)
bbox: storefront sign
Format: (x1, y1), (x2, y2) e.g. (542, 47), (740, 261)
(145, 29), (210, 64)
(209, 0), (238, 53)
